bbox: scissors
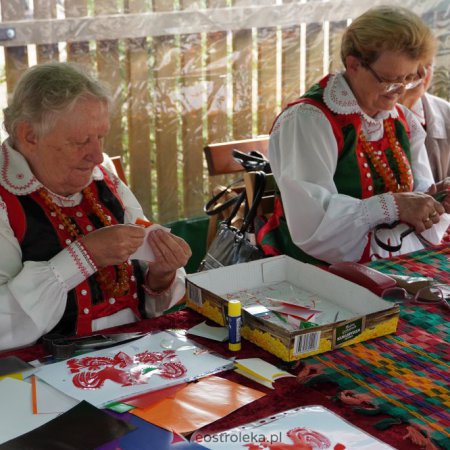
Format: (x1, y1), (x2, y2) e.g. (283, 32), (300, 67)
(374, 190), (449, 252)
(42, 332), (147, 359)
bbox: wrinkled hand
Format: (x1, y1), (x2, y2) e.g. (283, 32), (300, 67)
(393, 191), (445, 234)
(431, 177), (450, 213)
(80, 224), (145, 267)
(145, 230), (192, 292)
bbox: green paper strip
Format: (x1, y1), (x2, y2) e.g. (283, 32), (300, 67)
(104, 402), (135, 413)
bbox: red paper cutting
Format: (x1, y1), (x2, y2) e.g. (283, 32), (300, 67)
(67, 350), (187, 389)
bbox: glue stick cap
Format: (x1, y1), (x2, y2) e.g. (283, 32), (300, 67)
(228, 299), (241, 316)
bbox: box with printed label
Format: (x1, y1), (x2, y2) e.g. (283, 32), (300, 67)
(186, 256), (399, 362)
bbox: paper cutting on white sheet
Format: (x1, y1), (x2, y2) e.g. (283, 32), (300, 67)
(193, 405), (395, 449)
(36, 331), (232, 407)
(0, 378), (58, 444)
(130, 224), (171, 261)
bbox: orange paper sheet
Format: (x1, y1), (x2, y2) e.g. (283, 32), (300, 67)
(135, 218), (154, 228)
(121, 383), (188, 409)
(131, 375), (265, 434)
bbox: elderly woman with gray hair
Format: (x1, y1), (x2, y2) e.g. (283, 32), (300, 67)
(0, 62), (191, 351)
(268, 6), (450, 265)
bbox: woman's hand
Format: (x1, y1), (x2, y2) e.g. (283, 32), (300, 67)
(430, 178), (450, 213)
(80, 224), (145, 267)
(392, 191), (445, 233)
(145, 230), (192, 292)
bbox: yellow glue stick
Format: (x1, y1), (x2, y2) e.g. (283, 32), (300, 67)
(228, 299), (242, 351)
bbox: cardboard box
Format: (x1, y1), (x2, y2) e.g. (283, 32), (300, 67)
(186, 256), (399, 362)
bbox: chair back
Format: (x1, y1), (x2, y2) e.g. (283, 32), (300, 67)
(204, 136), (269, 176)
(244, 171), (276, 217)
(109, 155), (128, 185)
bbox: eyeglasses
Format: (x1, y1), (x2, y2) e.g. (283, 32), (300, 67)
(381, 284), (450, 310)
(362, 63), (426, 94)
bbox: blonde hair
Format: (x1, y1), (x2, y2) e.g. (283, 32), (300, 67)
(3, 62), (111, 144)
(341, 6), (437, 66)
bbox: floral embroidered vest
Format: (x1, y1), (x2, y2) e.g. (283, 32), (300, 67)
(0, 169), (146, 336)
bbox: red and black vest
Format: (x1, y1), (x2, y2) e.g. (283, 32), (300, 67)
(0, 169), (146, 336)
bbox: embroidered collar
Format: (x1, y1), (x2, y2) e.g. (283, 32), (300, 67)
(0, 140), (105, 204)
(323, 72), (400, 125)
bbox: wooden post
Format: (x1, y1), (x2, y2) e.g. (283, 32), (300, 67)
(95, 0), (124, 159)
(232, 0), (253, 140)
(206, 0), (230, 190)
(34, 0), (59, 63)
(65, 0), (93, 68)
(304, 21), (324, 93)
(124, 0), (152, 218)
(281, 0), (301, 107)
(180, 0), (204, 218)
(153, 0), (179, 223)
(329, 20), (346, 74)
(257, 25), (277, 135)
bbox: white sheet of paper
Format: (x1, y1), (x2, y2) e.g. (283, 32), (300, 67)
(36, 331), (232, 407)
(0, 378), (58, 444)
(35, 378), (79, 414)
(196, 405), (395, 449)
(187, 321), (228, 342)
(130, 224), (171, 261)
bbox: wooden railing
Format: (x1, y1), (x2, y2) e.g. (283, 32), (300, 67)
(0, 0), (448, 222)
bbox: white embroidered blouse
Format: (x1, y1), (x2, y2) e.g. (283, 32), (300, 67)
(269, 73), (450, 263)
(0, 142), (186, 351)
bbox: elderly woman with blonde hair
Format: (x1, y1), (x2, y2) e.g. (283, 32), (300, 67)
(268, 6), (450, 264)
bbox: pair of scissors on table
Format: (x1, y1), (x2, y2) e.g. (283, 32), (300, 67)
(42, 331), (147, 359)
(374, 190), (449, 252)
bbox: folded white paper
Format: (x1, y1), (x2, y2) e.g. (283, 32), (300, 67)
(187, 321), (228, 342)
(130, 224), (171, 261)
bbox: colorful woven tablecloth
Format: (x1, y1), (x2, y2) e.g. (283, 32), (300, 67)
(305, 245), (450, 449)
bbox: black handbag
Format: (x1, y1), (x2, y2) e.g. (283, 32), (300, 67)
(203, 178), (245, 218)
(198, 171), (266, 271)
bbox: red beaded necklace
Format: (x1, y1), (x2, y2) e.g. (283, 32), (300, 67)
(39, 186), (130, 297)
(359, 119), (413, 193)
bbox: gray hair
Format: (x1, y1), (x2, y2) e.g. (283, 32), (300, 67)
(3, 62), (111, 143)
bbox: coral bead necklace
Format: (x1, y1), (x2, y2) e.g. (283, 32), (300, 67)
(359, 119), (413, 193)
(39, 186), (130, 297)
